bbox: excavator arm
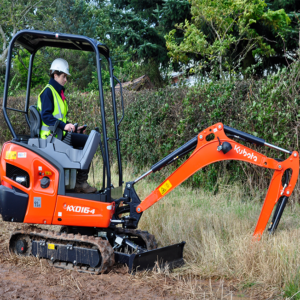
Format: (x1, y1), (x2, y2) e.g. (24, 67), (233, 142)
(130, 123), (299, 238)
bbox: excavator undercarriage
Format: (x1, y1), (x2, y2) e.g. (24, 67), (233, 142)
(9, 225), (184, 273)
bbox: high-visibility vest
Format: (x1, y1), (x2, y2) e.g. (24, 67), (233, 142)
(37, 84), (68, 139)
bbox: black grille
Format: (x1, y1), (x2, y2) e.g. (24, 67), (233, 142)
(6, 163), (30, 188)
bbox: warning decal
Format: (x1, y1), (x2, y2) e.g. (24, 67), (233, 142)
(34, 197), (41, 208)
(159, 180), (173, 196)
(18, 152), (27, 158)
(5, 151), (16, 159)
(48, 243), (55, 250)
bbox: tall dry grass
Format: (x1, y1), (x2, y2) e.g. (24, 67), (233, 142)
(94, 158), (300, 297)
(0, 150), (299, 297)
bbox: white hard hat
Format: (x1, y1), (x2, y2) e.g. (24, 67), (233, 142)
(50, 58), (71, 76)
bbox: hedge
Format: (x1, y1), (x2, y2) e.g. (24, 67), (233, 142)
(1, 60), (300, 194)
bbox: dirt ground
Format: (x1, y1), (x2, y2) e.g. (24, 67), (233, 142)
(0, 260), (245, 300)
(0, 261), (175, 300)
(0, 222), (269, 299)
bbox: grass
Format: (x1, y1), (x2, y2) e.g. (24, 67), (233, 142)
(93, 158), (300, 299)
(1, 150), (300, 298)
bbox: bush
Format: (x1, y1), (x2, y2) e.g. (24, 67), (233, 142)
(1, 60), (300, 195)
(117, 60), (300, 194)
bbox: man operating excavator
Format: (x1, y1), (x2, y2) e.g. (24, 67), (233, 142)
(37, 58), (96, 193)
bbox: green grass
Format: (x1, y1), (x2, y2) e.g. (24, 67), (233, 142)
(92, 160), (300, 297)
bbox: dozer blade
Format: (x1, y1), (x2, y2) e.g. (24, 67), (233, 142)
(114, 241), (185, 272)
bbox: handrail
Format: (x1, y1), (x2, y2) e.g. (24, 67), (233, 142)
(114, 76), (125, 127)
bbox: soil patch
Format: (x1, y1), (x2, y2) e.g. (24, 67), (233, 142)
(0, 221), (259, 299)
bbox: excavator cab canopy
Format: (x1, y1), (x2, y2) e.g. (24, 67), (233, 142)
(13, 30), (110, 56)
(2, 29), (124, 199)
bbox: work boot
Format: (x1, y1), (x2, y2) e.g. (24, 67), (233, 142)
(75, 168), (97, 193)
(75, 182), (97, 193)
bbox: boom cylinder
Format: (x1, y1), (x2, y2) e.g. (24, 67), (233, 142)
(133, 135), (198, 184)
(151, 136), (198, 173)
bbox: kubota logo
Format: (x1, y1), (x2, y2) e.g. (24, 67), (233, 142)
(234, 145), (258, 162)
(65, 205), (95, 214)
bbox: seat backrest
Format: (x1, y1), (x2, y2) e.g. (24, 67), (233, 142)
(29, 105), (41, 138)
(28, 105), (63, 140)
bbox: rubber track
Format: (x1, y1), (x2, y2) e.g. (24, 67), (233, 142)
(9, 226), (114, 274)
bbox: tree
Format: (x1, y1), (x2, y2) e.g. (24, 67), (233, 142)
(0, 0), (113, 90)
(52, 0), (111, 39)
(46, 0), (112, 89)
(109, 0), (191, 66)
(259, 0), (300, 70)
(165, 0), (292, 78)
(0, 0), (55, 67)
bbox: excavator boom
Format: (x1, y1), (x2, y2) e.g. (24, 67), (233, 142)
(124, 123), (299, 239)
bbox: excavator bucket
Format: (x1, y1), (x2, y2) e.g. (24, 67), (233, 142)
(114, 242), (185, 272)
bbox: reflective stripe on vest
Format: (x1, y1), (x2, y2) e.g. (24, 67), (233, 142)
(41, 125), (50, 132)
(37, 84), (68, 139)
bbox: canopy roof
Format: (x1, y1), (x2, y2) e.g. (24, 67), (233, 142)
(13, 30), (109, 57)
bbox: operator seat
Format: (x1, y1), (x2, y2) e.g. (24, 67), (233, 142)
(27, 106), (100, 170)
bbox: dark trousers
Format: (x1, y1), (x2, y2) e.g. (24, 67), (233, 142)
(68, 133), (90, 184)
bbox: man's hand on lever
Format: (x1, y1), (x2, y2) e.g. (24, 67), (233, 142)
(64, 123), (75, 132)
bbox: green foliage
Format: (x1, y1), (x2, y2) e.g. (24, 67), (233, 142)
(284, 268), (300, 299)
(1, 59), (300, 192)
(0, 0), (56, 66)
(0, 0), (115, 89)
(87, 60), (135, 92)
(1, 0), (300, 84)
(109, 0), (191, 67)
(116, 59), (300, 190)
(165, 0), (292, 76)
(0, 72), (4, 94)
(54, 0), (108, 39)
(265, 1), (300, 67)
(12, 51), (48, 89)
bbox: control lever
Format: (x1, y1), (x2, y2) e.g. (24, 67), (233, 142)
(50, 120), (60, 143)
(74, 123), (78, 133)
(79, 124), (87, 134)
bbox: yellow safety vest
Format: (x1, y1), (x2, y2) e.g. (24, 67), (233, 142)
(37, 84), (68, 139)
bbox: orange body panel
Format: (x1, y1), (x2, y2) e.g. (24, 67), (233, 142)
(1, 142), (59, 225)
(52, 196), (115, 227)
(0, 142), (114, 228)
(136, 123), (299, 238)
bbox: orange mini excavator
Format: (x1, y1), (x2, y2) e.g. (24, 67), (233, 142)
(0, 30), (299, 274)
